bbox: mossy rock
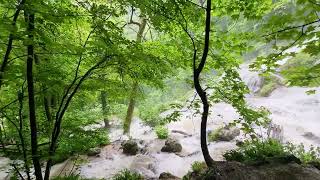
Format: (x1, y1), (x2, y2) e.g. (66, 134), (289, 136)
(161, 138), (182, 153)
(122, 140), (139, 155)
(208, 126), (240, 142)
(183, 161), (320, 180)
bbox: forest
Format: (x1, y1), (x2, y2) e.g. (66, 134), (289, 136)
(0, 0), (319, 179)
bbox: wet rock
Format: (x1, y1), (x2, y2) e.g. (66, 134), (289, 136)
(210, 126), (240, 142)
(161, 138), (182, 153)
(87, 148), (101, 156)
(308, 161), (320, 170)
(130, 154), (156, 179)
(122, 140), (139, 155)
(171, 130), (192, 137)
(236, 140), (244, 147)
(303, 132), (320, 142)
(159, 172), (181, 180)
(184, 161), (320, 180)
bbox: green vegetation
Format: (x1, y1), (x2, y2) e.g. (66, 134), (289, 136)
(112, 169), (143, 180)
(286, 143), (320, 164)
(51, 175), (87, 180)
(0, 0), (319, 178)
(53, 129), (108, 164)
(208, 127), (223, 142)
(155, 125), (169, 139)
(223, 139), (320, 164)
(281, 53), (320, 87)
(191, 161), (207, 174)
(258, 76), (282, 97)
(139, 69), (193, 126)
(223, 139), (288, 163)
(183, 161), (209, 180)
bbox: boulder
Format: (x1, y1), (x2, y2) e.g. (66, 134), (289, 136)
(184, 161), (320, 180)
(303, 132), (320, 142)
(122, 140), (139, 155)
(159, 172), (181, 180)
(210, 126), (240, 142)
(130, 155), (156, 179)
(161, 138), (182, 153)
(87, 148), (101, 156)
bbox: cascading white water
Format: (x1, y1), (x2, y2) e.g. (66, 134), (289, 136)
(240, 65), (264, 94)
(75, 64), (320, 179)
(1, 65), (319, 179)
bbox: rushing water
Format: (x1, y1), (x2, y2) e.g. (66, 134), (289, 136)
(1, 65), (319, 179)
(76, 64), (320, 179)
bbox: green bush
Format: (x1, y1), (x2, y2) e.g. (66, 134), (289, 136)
(191, 161), (206, 174)
(112, 169), (143, 180)
(280, 53), (320, 87)
(223, 139), (320, 164)
(183, 161), (208, 180)
(155, 125), (169, 139)
(51, 174), (92, 180)
(223, 139), (287, 163)
(259, 76), (282, 97)
(285, 143), (320, 164)
(53, 128), (109, 164)
(208, 127), (223, 142)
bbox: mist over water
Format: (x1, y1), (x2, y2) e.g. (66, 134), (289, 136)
(76, 65), (320, 179)
(1, 65), (319, 179)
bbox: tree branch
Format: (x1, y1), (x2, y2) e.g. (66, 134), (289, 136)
(0, 0), (26, 88)
(262, 18), (320, 37)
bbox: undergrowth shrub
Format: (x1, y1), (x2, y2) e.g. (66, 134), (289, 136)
(223, 139), (288, 163)
(53, 128), (109, 164)
(223, 139), (320, 164)
(112, 169), (143, 180)
(285, 143), (320, 164)
(259, 76), (282, 97)
(191, 161), (207, 174)
(155, 125), (169, 139)
(51, 174), (92, 180)
(208, 127), (223, 142)
(182, 161), (207, 180)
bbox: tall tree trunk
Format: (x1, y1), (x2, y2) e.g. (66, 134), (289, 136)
(0, 0), (26, 88)
(26, 11), (43, 180)
(193, 0), (214, 167)
(123, 17), (147, 134)
(123, 82), (138, 134)
(100, 91), (109, 128)
(18, 91), (31, 180)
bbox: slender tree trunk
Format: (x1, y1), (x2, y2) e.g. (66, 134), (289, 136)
(44, 55), (113, 180)
(25, 11), (43, 180)
(123, 82), (138, 134)
(123, 17), (147, 134)
(18, 91), (31, 180)
(193, 0), (214, 167)
(0, 125), (6, 154)
(44, 96), (52, 122)
(100, 91), (109, 128)
(0, 0), (26, 88)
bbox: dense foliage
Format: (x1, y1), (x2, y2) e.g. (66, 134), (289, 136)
(224, 139), (320, 164)
(0, 0), (318, 179)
